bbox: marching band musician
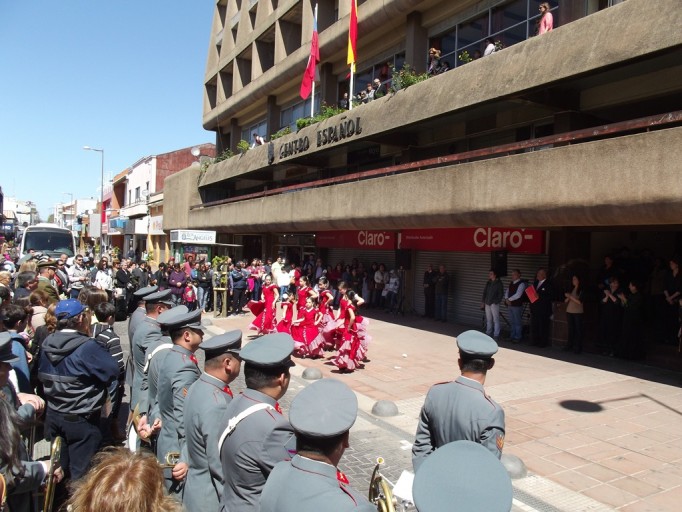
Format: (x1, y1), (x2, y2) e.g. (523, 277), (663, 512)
(218, 333), (296, 512)
(155, 307), (205, 496)
(412, 330), (505, 471)
(137, 305), (188, 448)
(260, 378), (375, 512)
(412, 440), (513, 512)
(129, 290), (173, 423)
(182, 330), (242, 511)
(127, 285), (158, 343)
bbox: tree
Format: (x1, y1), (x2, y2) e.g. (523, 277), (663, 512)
(47, 214), (54, 223)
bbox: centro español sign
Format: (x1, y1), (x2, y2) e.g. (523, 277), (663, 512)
(278, 117), (363, 160)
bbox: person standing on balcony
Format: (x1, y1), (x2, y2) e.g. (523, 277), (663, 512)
(537, 2), (554, 35)
(251, 133), (265, 148)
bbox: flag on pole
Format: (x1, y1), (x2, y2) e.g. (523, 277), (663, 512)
(300, 5), (319, 100)
(347, 0), (358, 73)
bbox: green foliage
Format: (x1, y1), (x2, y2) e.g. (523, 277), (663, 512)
(211, 255), (226, 269)
(270, 126), (292, 140)
(198, 148), (235, 185)
(295, 103), (347, 130)
(211, 255), (229, 286)
(214, 148), (234, 162)
(390, 64), (429, 92)
(459, 50), (473, 64)
(237, 139), (250, 153)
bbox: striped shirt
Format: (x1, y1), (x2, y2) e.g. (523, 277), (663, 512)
(93, 324), (125, 377)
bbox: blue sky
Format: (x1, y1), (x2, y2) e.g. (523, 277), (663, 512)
(0, 1), (215, 219)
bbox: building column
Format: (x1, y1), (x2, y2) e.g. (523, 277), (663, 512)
(266, 95), (281, 138)
(320, 62), (337, 108)
(230, 118), (240, 152)
(405, 12), (427, 74)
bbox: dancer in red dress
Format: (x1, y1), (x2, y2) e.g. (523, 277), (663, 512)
(247, 274), (279, 335)
(276, 292), (297, 334)
(296, 276), (318, 315)
(291, 296), (324, 358)
(318, 277), (336, 349)
(332, 281), (371, 372)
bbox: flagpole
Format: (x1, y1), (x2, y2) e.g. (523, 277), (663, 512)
(348, 0), (357, 111)
(349, 64), (354, 111)
(311, 3), (318, 118)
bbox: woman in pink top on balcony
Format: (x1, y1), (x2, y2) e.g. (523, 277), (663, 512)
(537, 2), (554, 35)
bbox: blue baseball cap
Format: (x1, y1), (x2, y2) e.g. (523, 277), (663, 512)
(55, 299), (86, 320)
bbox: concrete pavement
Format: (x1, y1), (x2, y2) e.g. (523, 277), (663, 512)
(211, 308), (682, 512)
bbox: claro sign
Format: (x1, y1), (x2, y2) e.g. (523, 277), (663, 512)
(315, 230), (396, 250)
(399, 228), (545, 254)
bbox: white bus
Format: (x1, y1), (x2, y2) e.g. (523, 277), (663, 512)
(18, 223), (77, 259)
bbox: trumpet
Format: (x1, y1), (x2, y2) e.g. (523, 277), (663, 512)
(161, 452), (181, 468)
(43, 436), (62, 512)
(368, 457), (396, 512)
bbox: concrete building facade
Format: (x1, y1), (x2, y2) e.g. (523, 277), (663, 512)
(164, 0), (682, 369)
(108, 144), (215, 262)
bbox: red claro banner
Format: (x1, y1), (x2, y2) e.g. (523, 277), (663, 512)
(315, 231), (397, 250)
(399, 227), (546, 254)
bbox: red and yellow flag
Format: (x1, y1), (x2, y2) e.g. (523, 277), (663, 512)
(347, 0), (358, 72)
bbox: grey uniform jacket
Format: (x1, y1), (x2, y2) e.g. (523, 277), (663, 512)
(219, 388), (296, 512)
(130, 317), (162, 412)
(260, 455), (375, 512)
(145, 335), (174, 422)
(156, 345), (201, 469)
(412, 375), (505, 472)
(182, 373), (234, 512)
(128, 306), (146, 345)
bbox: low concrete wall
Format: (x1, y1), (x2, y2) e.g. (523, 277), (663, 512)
(174, 126), (682, 231)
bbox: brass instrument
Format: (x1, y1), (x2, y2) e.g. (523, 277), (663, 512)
(161, 452), (181, 468)
(368, 457), (396, 512)
(43, 436), (62, 512)
(126, 403), (143, 451)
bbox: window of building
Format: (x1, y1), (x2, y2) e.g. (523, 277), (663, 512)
(135, 187), (141, 202)
(429, 0), (563, 68)
(348, 52), (404, 97)
(241, 119), (268, 142)
(279, 93), (320, 132)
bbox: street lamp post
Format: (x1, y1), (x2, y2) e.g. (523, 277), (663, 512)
(83, 146), (104, 255)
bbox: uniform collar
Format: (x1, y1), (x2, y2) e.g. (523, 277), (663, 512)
(456, 375), (485, 391)
(144, 316), (160, 326)
(201, 372), (227, 387)
(242, 387), (277, 407)
(172, 344), (194, 357)
(291, 454), (337, 480)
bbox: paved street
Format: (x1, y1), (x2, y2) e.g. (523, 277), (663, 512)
(208, 308), (682, 512)
(32, 308), (680, 511)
